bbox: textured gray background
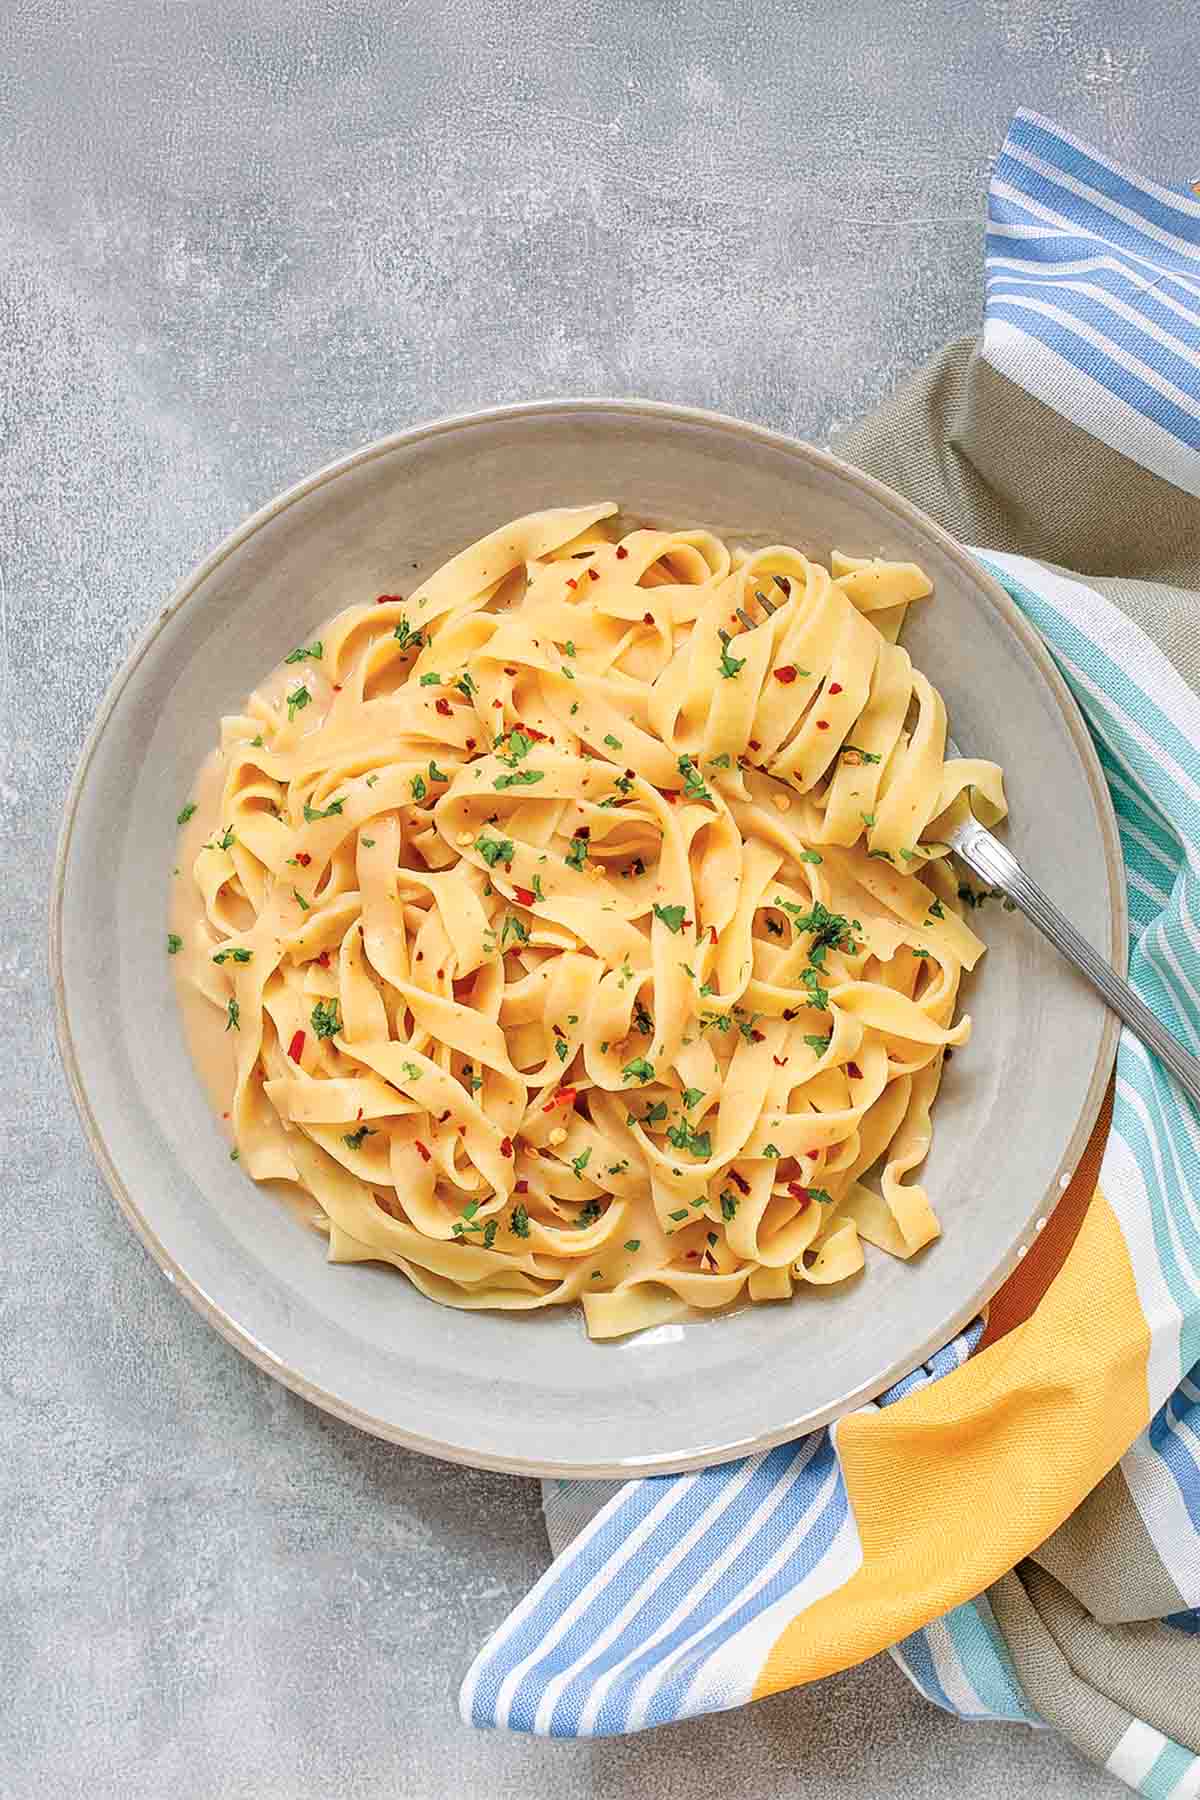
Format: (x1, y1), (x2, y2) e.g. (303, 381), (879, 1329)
(4, 1), (1192, 1794)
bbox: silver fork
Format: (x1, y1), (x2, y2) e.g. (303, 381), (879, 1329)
(738, 576), (1200, 1110)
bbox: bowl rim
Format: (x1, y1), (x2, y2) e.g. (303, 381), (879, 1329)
(50, 395), (1126, 1476)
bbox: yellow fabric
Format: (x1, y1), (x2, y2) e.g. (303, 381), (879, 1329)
(754, 1183), (1151, 1694)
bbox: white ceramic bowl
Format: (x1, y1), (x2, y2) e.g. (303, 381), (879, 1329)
(52, 400), (1123, 1476)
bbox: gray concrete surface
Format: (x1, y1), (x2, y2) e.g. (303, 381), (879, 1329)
(3, 1), (1191, 1793)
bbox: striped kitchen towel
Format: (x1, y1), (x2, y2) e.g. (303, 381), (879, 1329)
(461, 111), (1200, 1793)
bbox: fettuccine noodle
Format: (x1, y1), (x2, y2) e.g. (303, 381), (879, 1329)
(171, 505), (1007, 1339)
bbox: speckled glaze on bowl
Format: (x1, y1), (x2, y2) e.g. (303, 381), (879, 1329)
(51, 400), (1124, 1477)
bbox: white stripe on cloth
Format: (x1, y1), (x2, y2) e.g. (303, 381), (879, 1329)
(1107, 1718), (1172, 1789)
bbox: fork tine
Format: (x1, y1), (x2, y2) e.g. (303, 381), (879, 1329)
(718, 627), (731, 645)
(735, 606), (757, 632)
(754, 589), (777, 617)
(773, 574), (791, 598)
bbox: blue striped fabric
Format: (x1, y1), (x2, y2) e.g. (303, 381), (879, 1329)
(463, 115), (1200, 1793)
(984, 108), (1200, 496)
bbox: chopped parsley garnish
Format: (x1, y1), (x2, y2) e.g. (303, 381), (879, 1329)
(565, 835), (589, 870)
(494, 768), (544, 790)
(622, 1057), (655, 1084)
(720, 1190), (739, 1219)
(497, 729), (533, 766)
(608, 1160), (629, 1175)
(361, 836), (376, 847)
(292, 888), (310, 911)
(303, 797), (346, 822)
(455, 672), (477, 699)
(213, 947), (252, 964)
(702, 1011), (732, 1033)
(633, 1000), (653, 1035)
(230, 1148), (239, 1162)
(707, 753), (732, 769)
(565, 640), (576, 658)
(912, 948), (931, 958)
(900, 849), (918, 862)
(681, 1087), (705, 1110)
(500, 914), (530, 947)
(411, 773), (428, 801)
(800, 967), (830, 1010)
(628, 1100), (668, 1127)
(624, 1239), (641, 1252)
(762, 1143), (782, 1158)
(511, 1204), (531, 1239)
(215, 825), (236, 851)
(482, 1220), (499, 1249)
(176, 802), (196, 825)
(797, 849), (823, 864)
(286, 684), (311, 722)
(284, 640), (323, 664)
(401, 1060), (422, 1080)
(476, 833), (514, 867)
(843, 745), (882, 764)
(718, 645), (745, 679)
(569, 701), (579, 714)
(576, 1199), (603, 1227)
(804, 1033), (832, 1052)
(868, 849), (894, 862)
(603, 733), (622, 751)
(310, 999), (342, 1040)
(736, 1012), (763, 1042)
(668, 1208), (688, 1222)
(393, 617), (424, 651)
(531, 874), (545, 901)
(928, 897), (946, 920)
(167, 933), (183, 955)
(570, 1147), (592, 1179)
(427, 760), (449, 784)
(809, 1188), (834, 1205)
(418, 672), (442, 687)
(225, 999), (240, 1032)
(652, 902), (686, 933)
(860, 812), (876, 828)
(666, 1121), (712, 1158)
(342, 1126), (374, 1150)
(365, 774), (379, 787)
(677, 755), (711, 802)
(555, 1039), (568, 1062)
(250, 735), (264, 747)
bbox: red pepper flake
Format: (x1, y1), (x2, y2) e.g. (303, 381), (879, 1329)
(221, 1111), (229, 1119)
(829, 682), (843, 695)
(503, 666), (517, 677)
(773, 1055), (787, 1066)
(750, 1028), (766, 1042)
(376, 593), (403, 604)
(491, 698), (503, 709)
(587, 566), (600, 582)
(296, 851), (312, 866)
(287, 1030), (305, 1063)
(846, 1061), (862, 1079)
(414, 1139), (431, 1163)
(567, 578), (578, 589)
(642, 611), (654, 626)
(787, 1182), (811, 1206)
(317, 950), (330, 968)
(575, 826), (590, 841)
(710, 925), (718, 944)
(500, 1136), (514, 1158)
(749, 740), (761, 751)
(515, 1178), (529, 1194)
(730, 1169), (751, 1195)
(544, 1087), (577, 1112)
(686, 1249), (699, 1259)
(465, 737), (476, 750)
(514, 885), (536, 906)
(816, 719), (830, 730)
(521, 724), (548, 741)
(782, 1008), (799, 1021)
(356, 1107), (363, 1120)
(616, 545), (628, 560)
(435, 697), (452, 717)
(332, 684), (342, 693)
(661, 788), (676, 803)
(773, 665), (797, 684)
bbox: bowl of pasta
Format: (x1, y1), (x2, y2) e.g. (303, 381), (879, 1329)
(52, 400), (1122, 1475)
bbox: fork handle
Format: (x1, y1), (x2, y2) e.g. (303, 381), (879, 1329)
(955, 829), (1200, 1112)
